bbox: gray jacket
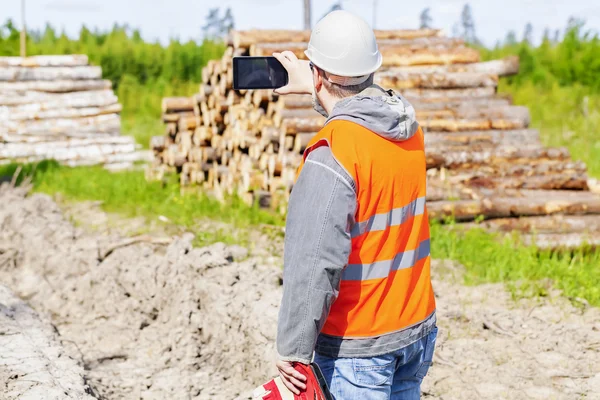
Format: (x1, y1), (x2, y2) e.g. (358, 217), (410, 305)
(276, 85), (436, 364)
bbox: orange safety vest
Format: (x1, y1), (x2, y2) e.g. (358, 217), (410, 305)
(296, 119), (436, 339)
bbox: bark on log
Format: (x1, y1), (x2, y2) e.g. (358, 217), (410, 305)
(0, 66), (102, 81)
(151, 136), (167, 152)
(0, 89), (116, 107)
(401, 87), (497, 102)
(522, 233), (600, 250)
(426, 147), (571, 169)
(2, 103), (122, 122)
(380, 56), (519, 77)
(0, 55), (89, 67)
(280, 116), (326, 134)
(249, 37), (464, 57)
(272, 96), (513, 114)
(460, 173), (588, 191)
(249, 44), (479, 66)
(377, 71), (498, 89)
(381, 47), (480, 67)
(424, 129), (540, 148)
(1, 95), (117, 115)
(231, 29), (442, 48)
(420, 117), (528, 132)
(2, 114), (121, 135)
(0, 80), (112, 93)
(0, 137), (137, 160)
(275, 112), (530, 136)
(1, 131), (120, 143)
(57, 150), (152, 167)
(428, 191), (600, 221)
(161, 97), (195, 113)
(162, 112), (194, 123)
(464, 215), (600, 234)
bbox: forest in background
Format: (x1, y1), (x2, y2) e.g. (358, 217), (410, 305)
(0, 13), (599, 175)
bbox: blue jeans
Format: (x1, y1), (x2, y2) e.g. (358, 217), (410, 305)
(314, 327), (438, 400)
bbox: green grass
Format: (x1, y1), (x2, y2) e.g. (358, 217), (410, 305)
(431, 222), (600, 306)
(499, 81), (600, 177)
(2, 161), (599, 306)
(1, 161), (283, 246)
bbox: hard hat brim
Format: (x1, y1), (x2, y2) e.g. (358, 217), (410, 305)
(304, 49), (383, 78)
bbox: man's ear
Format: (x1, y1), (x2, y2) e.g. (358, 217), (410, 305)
(314, 69), (323, 92)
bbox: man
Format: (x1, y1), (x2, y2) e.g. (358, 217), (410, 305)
(272, 10), (437, 400)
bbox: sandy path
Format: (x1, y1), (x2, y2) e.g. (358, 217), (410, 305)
(0, 185), (598, 399)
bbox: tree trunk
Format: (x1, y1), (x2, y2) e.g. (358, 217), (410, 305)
(0, 89), (115, 107)
(2, 103), (122, 122)
(250, 37), (464, 56)
(381, 47), (480, 67)
(424, 129), (540, 147)
(426, 147), (571, 169)
(377, 71), (498, 89)
(231, 29), (444, 48)
(1, 114), (121, 135)
(0, 80), (112, 93)
(161, 97), (195, 113)
(0, 66), (102, 81)
(522, 233), (600, 250)
(427, 191), (600, 221)
(0, 55), (89, 67)
(463, 215), (600, 234)
(401, 87), (496, 102)
(380, 56), (519, 77)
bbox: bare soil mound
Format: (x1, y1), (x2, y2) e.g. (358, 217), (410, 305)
(0, 284), (95, 399)
(0, 184), (598, 399)
(0, 185), (281, 399)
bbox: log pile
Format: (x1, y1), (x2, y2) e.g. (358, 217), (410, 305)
(0, 55), (150, 169)
(149, 29), (600, 250)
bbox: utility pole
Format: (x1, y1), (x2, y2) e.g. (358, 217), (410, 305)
(20, 0), (26, 57)
(303, 0), (311, 30)
(372, 0), (379, 29)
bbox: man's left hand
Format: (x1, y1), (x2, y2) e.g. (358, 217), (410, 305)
(276, 360), (308, 395)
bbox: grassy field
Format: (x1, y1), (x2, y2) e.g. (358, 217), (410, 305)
(2, 162), (599, 307)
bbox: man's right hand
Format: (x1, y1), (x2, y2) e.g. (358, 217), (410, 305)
(272, 51), (314, 96)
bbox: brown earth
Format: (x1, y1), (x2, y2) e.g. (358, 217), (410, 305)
(0, 184), (598, 399)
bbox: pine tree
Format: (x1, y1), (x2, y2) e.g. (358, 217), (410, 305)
(220, 8), (235, 35)
(542, 28), (551, 43)
(202, 8), (221, 39)
(460, 4), (478, 44)
(504, 30), (517, 46)
(419, 8), (432, 29)
(523, 22), (533, 44)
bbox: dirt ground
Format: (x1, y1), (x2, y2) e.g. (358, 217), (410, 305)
(0, 184), (599, 399)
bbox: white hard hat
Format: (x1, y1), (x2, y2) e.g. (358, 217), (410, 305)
(305, 10), (382, 86)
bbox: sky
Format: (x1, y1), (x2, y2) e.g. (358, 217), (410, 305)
(2, 0), (600, 47)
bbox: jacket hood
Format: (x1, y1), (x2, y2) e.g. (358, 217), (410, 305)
(326, 84), (420, 141)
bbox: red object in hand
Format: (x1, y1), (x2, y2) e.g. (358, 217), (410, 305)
(253, 363), (333, 400)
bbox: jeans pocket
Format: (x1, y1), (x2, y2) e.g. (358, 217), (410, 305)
(353, 355), (396, 386)
(415, 327), (438, 379)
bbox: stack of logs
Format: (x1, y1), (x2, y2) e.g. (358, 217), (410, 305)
(0, 55), (150, 169)
(150, 29), (600, 249)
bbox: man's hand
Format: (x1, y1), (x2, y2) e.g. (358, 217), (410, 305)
(272, 51), (313, 96)
(276, 360), (308, 395)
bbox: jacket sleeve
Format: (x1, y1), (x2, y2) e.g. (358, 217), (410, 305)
(276, 146), (357, 364)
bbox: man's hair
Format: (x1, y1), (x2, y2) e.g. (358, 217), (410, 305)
(318, 69), (374, 98)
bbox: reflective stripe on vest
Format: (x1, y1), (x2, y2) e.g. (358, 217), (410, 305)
(350, 196), (426, 238)
(342, 238), (430, 281)
(298, 119), (436, 338)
